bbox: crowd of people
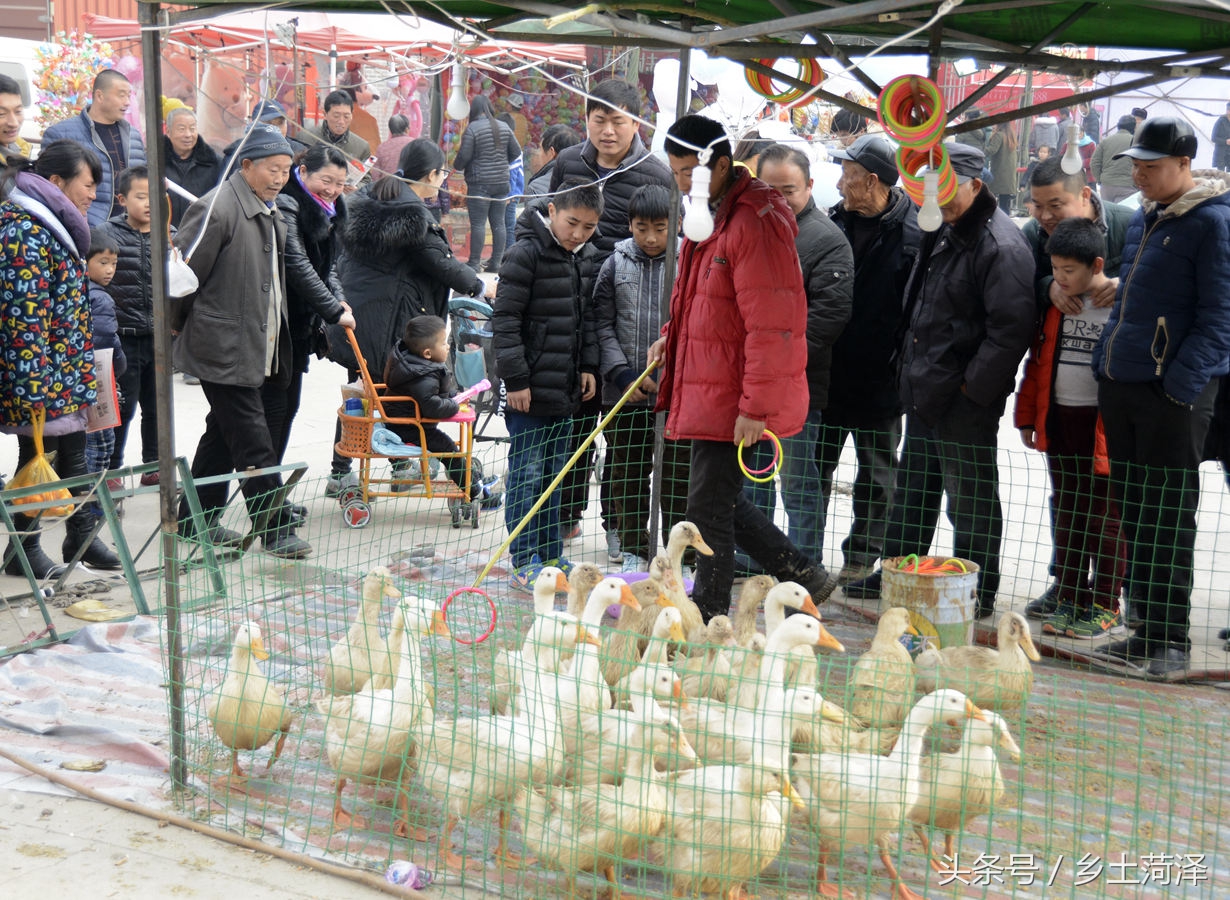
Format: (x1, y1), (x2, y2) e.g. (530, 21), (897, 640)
(1, 65), (1227, 679)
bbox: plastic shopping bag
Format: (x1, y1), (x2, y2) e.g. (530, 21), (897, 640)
(8, 408), (75, 519)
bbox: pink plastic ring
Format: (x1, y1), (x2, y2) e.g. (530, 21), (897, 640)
(441, 586), (497, 645)
(737, 429), (784, 483)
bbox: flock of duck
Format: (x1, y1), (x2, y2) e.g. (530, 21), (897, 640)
(205, 522), (1041, 900)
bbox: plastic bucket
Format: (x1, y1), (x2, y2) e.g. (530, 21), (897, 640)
(880, 556), (979, 650)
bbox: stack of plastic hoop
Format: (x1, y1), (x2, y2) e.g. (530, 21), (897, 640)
(745, 58), (824, 108)
(877, 75), (956, 205)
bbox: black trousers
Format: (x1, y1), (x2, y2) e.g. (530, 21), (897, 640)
(931, 392), (1007, 610)
(603, 406), (690, 560)
(880, 415), (944, 562)
(387, 422), (472, 496)
(814, 416), (902, 570)
(261, 350), (308, 464)
(687, 438), (813, 620)
(110, 333), (158, 467)
(559, 391), (605, 528)
(1099, 379), (1217, 650)
(177, 380), (284, 526)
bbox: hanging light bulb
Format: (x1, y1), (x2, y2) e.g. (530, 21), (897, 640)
(446, 61), (469, 121)
(1061, 121), (1084, 175)
(682, 160), (714, 242)
(917, 170), (943, 232)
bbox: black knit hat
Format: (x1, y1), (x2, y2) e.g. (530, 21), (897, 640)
(237, 123), (294, 162)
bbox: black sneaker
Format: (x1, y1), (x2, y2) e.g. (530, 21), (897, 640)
(1145, 645), (1190, 679)
(178, 520), (244, 547)
(1096, 635), (1151, 664)
(798, 567), (840, 605)
(1024, 583), (1060, 619)
(263, 531), (312, 559)
(842, 569), (881, 600)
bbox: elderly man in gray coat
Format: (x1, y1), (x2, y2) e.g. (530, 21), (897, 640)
(172, 123), (311, 558)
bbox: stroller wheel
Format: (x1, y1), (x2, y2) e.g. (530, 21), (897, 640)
(470, 500), (481, 529)
(450, 503), (463, 529)
(342, 499), (371, 528)
(337, 485), (363, 507)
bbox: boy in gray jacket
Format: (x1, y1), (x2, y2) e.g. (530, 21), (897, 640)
(592, 184), (689, 571)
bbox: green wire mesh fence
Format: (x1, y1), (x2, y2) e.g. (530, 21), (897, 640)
(161, 415), (1228, 899)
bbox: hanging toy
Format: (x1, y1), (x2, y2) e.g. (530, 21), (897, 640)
(744, 58), (824, 108)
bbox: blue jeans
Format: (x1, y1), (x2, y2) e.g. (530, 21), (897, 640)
(504, 410), (572, 568)
(778, 410), (824, 562)
(465, 183), (509, 268)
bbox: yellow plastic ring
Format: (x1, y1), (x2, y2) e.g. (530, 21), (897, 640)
(737, 429), (783, 483)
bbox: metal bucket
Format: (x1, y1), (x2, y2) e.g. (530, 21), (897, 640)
(880, 556), (979, 650)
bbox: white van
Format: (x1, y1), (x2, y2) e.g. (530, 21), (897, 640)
(0, 36), (43, 146)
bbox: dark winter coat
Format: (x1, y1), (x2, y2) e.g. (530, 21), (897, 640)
(275, 172), (347, 370)
(549, 134), (675, 259)
(95, 215), (153, 336)
(382, 343), (457, 421)
(454, 117), (520, 192)
(1022, 194), (1132, 307)
(898, 185), (1036, 426)
(492, 204), (599, 416)
(42, 108), (147, 226)
(655, 168), (808, 441)
(794, 196), (854, 411)
(1214, 115), (1230, 170)
(593, 235), (675, 406)
(165, 135), (222, 227)
(87, 283), (127, 377)
(172, 172), (291, 389)
(828, 187), (921, 424)
(525, 159), (556, 198)
(1090, 128), (1135, 189)
(330, 183), (484, 376)
(1093, 179), (1230, 404)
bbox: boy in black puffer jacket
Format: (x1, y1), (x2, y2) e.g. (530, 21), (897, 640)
(493, 180), (603, 591)
(383, 316), (487, 500)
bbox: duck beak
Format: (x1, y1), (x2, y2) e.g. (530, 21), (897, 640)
(555, 573), (570, 593)
(1020, 629), (1042, 662)
(799, 594), (822, 620)
(672, 677), (687, 708)
(429, 610), (452, 638)
(966, 698), (987, 721)
(782, 776), (807, 811)
(382, 576), (401, 598)
(655, 591), (675, 609)
(814, 624), (845, 654)
(693, 537), (714, 557)
(620, 584), (642, 612)
(577, 624), (602, 647)
(820, 699), (849, 725)
(676, 731), (698, 761)
(668, 621), (686, 643)
(906, 624), (920, 636)
(250, 636), (270, 661)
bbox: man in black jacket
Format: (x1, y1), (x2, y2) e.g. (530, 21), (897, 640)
(164, 107), (220, 227)
(549, 79), (675, 553)
(827, 135), (920, 588)
(525, 124), (582, 198)
(753, 143), (853, 565)
(896, 143), (1035, 618)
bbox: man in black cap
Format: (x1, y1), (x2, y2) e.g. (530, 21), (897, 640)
(825, 135), (920, 588)
(893, 141), (1036, 618)
(172, 123), (312, 559)
(1091, 117), (1230, 677)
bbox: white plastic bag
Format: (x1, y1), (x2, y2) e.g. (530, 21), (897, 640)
(168, 246), (198, 298)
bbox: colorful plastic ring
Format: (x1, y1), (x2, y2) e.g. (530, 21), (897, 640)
(737, 429), (783, 483)
(745, 58), (823, 107)
(441, 586), (497, 645)
(878, 75), (946, 148)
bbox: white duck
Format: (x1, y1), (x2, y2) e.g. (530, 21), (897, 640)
(792, 689), (985, 900)
(610, 605), (685, 705)
(621, 521), (713, 643)
(909, 709), (1022, 871)
(325, 566), (401, 695)
(847, 606), (919, 730)
(659, 683), (807, 899)
(316, 597), (447, 835)
(914, 611), (1041, 711)
(728, 580), (826, 710)
(206, 622), (294, 781)
(515, 670), (693, 898)
(415, 614), (597, 872)
(490, 566), (570, 714)
(565, 661), (689, 787)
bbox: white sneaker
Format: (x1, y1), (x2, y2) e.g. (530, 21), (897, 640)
(605, 530), (622, 565)
(620, 553), (648, 573)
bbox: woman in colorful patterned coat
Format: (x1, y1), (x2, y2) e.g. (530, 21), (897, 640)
(0, 140), (121, 577)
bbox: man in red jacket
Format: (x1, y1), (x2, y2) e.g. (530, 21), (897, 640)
(648, 114), (839, 620)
